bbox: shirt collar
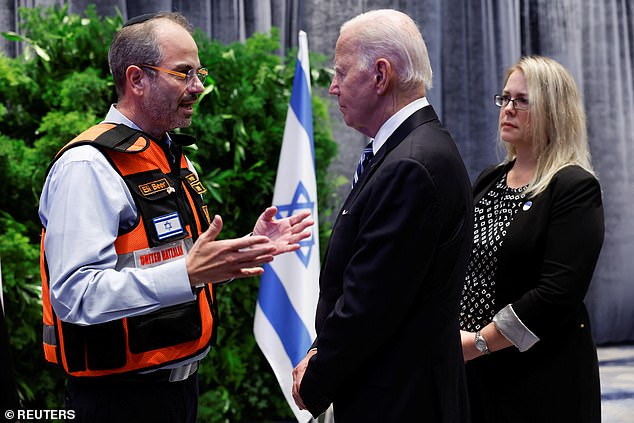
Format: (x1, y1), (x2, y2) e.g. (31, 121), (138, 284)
(103, 104), (141, 130)
(371, 97), (430, 154)
(103, 104), (172, 144)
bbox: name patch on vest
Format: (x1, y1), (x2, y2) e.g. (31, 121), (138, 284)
(139, 178), (174, 196)
(153, 212), (184, 240)
(134, 239), (187, 269)
(185, 173), (207, 194)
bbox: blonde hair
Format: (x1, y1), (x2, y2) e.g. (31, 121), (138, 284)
(501, 55), (595, 196)
(340, 9), (432, 93)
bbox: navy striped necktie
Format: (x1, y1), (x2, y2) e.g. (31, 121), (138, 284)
(352, 141), (374, 189)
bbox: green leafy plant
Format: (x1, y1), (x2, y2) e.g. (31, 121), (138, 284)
(0, 4), (337, 421)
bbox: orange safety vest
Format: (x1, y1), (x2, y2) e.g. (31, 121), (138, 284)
(40, 123), (216, 377)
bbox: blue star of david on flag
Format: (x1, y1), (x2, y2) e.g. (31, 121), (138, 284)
(275, 181), (315, 268)
(254, 31), (321, 422)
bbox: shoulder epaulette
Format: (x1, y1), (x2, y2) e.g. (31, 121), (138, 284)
(46, 124), (153, 177)
(91, 124), (151, 153)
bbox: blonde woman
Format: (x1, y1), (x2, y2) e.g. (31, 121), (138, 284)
(460, 56), (604, 423)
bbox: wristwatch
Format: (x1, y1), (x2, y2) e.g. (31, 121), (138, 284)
(475, 330), (490, 355)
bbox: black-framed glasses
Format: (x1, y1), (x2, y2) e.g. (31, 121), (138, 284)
(141, 64), (208, 86)
(494, 94), (529, 111)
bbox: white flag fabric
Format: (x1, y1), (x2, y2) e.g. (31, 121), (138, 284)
(254, 31), (320, 423)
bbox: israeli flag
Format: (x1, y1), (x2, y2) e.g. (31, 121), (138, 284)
(254, 31), (320, 422)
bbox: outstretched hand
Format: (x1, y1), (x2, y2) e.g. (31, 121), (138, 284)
(253, 206), (314, 256)
(186, 215), (276, 286)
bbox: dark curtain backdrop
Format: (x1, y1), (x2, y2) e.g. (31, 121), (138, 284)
(1, 0), (633, 344)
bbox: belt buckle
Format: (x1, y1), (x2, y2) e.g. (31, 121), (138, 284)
(168, 361), (198, 382)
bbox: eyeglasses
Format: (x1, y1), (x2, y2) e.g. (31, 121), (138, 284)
(494, 94), (529, 111)
(141, 64), (208, 85)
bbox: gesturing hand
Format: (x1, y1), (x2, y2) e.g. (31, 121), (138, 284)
(253, 206), (314, 256)
(186, 215), (276, 286)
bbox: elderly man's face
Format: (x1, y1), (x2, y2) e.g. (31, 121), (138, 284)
(328, 32), (380, 138)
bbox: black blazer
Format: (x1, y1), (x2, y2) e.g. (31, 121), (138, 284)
(466, 162), (604, 423)
(299, 106), (473, 422)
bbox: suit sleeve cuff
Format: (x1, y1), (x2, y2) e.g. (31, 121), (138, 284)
(299, 359), (332, 418)
(493, 304), (540, 352)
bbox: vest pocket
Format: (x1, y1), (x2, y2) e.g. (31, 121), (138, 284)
(61, 320), (127, 372)
(127, 301), (202, 353)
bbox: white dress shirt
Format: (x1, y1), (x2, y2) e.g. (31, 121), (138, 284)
(370, 97), (430, 154)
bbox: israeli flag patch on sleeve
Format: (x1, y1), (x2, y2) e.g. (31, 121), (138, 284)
(153, 212), (184, 240)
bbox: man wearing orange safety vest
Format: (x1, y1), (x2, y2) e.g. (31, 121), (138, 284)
(38, 12), (312, 423)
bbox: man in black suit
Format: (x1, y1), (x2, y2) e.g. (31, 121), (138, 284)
(291, 9), (473, 422)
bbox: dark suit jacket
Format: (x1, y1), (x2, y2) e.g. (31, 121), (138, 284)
(465, 162), (604, 423)
(299, 106), (473, 422)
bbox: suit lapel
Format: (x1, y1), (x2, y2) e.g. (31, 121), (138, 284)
(473, 161), (514, 204)
(341, 106), (439, 209)
(326, 105), (440, 262)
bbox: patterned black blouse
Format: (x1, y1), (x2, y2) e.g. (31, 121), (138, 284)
(459, 173), (528, 331)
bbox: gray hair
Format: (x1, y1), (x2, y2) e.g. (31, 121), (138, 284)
(340, 9), (432, 92)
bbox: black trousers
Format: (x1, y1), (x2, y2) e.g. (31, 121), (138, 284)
(65, 373), (199, 423)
